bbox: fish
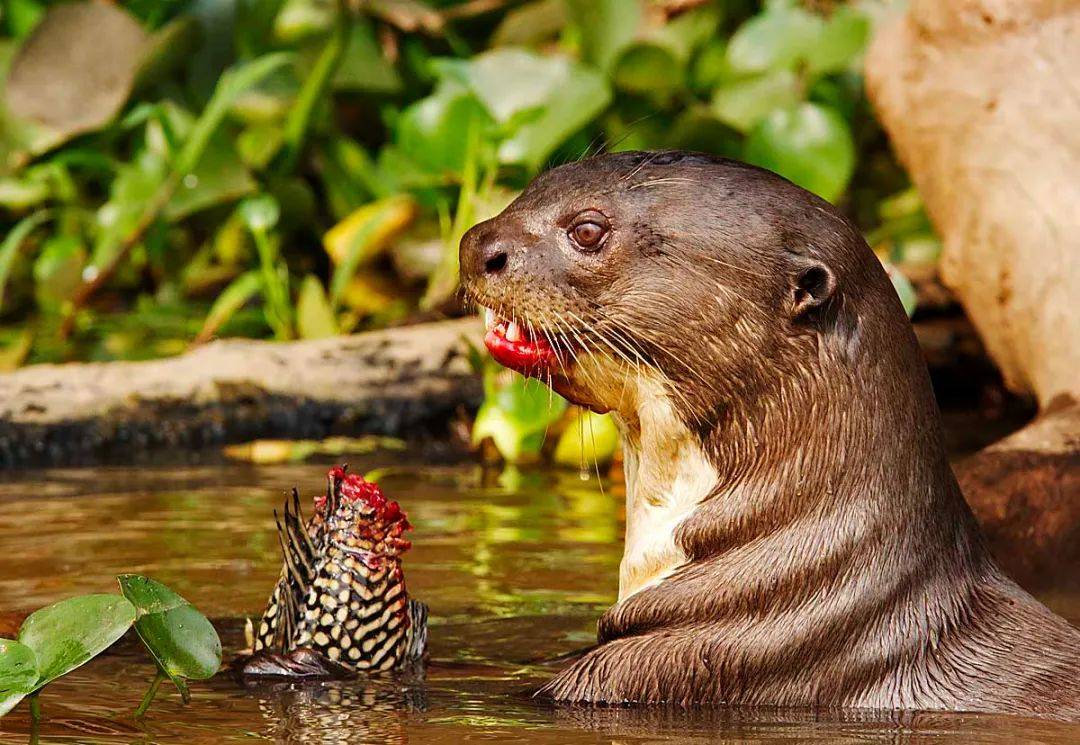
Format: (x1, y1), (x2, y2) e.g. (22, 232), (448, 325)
(242, 466), (427, 677)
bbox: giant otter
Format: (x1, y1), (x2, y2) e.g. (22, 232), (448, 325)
(458, 151), (1080, 720)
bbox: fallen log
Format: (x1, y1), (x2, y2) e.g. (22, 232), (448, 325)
(0, 319), (483, 467)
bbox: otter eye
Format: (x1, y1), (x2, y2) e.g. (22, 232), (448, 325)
(568, 213), (609, 251)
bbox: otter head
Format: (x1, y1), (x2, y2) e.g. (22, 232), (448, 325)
(461, 151), (937, 599)
(460, 151), (901, 435)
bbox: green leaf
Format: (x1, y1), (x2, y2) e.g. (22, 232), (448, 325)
(805, 7), (870, 76)
(474, 366), (567, 462)
(563, 0), (640, 72)
(396, 83), (494, 175)
(18, 595), (136, 691)
(0, 173), (50, 210)
(237, 123), (285, 171)
(744, 103), (855, 202)
(0, 638), (37, 717)
(118, 575), (221, 683)
(296, 274), (338, 339)
(883, 261), (917, 317)
(553, 409), (620, 468)
(90, 148), (168, 269)
(0, 210), (49, 310)
(436, 49), (610, 169)
(176, 52), (294, 177)
(33, 234), (86, 310)
(711, 70), (800, 133)
(165, 135), (257, 221)
(726, 6), (822, 74)
(491, 0), (566, 48)
(196, 269), (263, 343)
(330, 20), (402, 94)
(611, 42), (681, 97)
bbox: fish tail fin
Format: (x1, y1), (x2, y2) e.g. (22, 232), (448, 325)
(405, 599), (429, 662)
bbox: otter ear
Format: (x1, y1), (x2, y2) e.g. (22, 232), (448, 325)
(789, 259), (836, 318)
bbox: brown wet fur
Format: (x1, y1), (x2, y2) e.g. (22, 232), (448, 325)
(459, 151), (1080, 720)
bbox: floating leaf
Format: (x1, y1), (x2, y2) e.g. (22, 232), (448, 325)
(0, 638), (37, 717)
(118, 575), (221, 685)
(17, 595), (136, 691)
(296, 274), (338, 339)
(744, 103), (855, 202)
(553, 409), (620, 469)
(711, 69), (800, 133)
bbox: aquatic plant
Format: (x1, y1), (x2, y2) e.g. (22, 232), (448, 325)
(0, 0), (932, 369)
(0, 575), (221, 724)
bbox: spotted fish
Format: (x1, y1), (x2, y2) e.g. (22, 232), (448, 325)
(249, 467), (427, 674)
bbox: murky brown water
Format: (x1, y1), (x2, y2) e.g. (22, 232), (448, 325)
(0, 454), (1077, 743)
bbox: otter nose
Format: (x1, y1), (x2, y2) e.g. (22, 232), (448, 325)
(480, 243), (508, 275)
(460, 222), (513, 281)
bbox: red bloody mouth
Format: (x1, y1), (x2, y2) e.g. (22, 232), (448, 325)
(482, 308), (560, 375)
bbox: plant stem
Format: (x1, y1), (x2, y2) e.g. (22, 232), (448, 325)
(280, 0), (350, 173)
(134, 670), (165, 718)
(28, 691), (41, 744)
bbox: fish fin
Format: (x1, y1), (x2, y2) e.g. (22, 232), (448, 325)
(405, 599), (429, 661)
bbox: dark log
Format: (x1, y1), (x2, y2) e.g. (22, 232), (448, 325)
(0, 319), (482, 467)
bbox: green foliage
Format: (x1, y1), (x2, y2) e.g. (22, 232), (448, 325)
(472, 361), (566, 463)
(0, 0), (943, 472)
(0, 575), (219, 720)
(118, 574), (222, 706)
(0, 0), (930, 373)
(17, 595), (136, 691)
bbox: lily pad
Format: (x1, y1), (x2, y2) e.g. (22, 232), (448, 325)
(0, 638), (37, 717)
(17, 594), (136, 691)
(118, 575), (221, 685)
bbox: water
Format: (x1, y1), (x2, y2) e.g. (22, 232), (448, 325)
(0, 455), (1077, 743)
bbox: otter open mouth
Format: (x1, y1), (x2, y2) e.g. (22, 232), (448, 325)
(482, 308), (560, 375)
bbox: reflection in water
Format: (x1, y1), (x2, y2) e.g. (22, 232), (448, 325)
(245, 677), (424, 745)
(0, 458), (1077, 743)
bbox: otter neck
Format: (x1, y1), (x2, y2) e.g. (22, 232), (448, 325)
(611, 377), (718, 601)
(603, 342), (994, 653)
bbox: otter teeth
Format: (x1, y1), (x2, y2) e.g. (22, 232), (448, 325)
(483, 307), (496, 331)
(505, 321), (522, 342)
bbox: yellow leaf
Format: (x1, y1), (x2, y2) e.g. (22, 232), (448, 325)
(339, 272), (398, 316)
(323, 195), (416, 266)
